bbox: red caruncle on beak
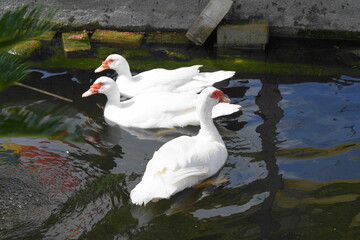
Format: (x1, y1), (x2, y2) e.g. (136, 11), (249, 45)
(102, 59), (112, 68)
(82, 82), (103, 97)
(210, 90), (231, 103)
(94, 59), (112, 73)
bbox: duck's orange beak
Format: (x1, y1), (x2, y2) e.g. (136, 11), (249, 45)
(94, 59), (111, 73)
(82, 82), (102, 97)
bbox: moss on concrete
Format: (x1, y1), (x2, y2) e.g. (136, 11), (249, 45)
(36, 31), (56, 41)
(9, 40), (42, 57)
(62, 31), (91, 52)
(147, 32), (190, 44)
(91, 30), (144, 47)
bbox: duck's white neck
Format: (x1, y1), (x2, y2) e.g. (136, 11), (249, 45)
(197, 101), (222, 142)
(104, 85), (122, 108)
(114, 60), (133, 80)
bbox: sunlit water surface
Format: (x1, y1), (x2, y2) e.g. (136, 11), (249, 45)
(1, 37), (360, 239)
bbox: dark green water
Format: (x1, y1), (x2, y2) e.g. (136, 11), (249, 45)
(1, 36), (360, 239)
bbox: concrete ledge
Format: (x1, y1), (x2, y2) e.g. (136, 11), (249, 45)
(91, 29), (144, 47)
(146, 32), (190, 44)
(36, 31), (57, 41)
(217, 20), (269, 49)
(62, 31), (91, 56)
(8, 40), (43, 57)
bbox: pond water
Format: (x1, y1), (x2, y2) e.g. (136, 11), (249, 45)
(1, 36), (360, 239)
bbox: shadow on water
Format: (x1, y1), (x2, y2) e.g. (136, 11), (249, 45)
(1, 35), (360, 239)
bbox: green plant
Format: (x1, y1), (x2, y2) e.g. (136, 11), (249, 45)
(0, 5), (57, 90)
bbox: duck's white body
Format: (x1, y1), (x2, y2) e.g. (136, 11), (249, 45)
(95, 54), (235, 98)
(82, 77), (241, 129)
(130, 87), (229, 205)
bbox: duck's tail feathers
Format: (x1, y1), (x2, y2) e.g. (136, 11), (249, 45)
(174, 71), (235, 94)
(193, 70), (235, 84)
(212, 102), (241, 118)
(131, 182), (153, 206)
(130, 177), (175, 206)
(130, 166), (208, 206)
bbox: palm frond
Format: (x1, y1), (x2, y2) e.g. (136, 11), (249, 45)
(0, 52), (29, 90)
(0, 5), (57, 50)
(0, 5), (57, 89)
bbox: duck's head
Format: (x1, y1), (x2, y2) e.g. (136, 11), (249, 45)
(82, 76), (116, 97)
(201, 87), (231, 105)
(94, 54), (127, 73)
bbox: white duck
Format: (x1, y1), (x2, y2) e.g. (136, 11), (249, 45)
(82, 76), (240, 129)
(94, 54), (235, 98)
(130, 87), (229, 205)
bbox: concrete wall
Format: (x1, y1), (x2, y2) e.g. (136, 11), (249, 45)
(226, 0), (360, 36)
(1, 0), (360, 36)
(0, 0), (210, 31)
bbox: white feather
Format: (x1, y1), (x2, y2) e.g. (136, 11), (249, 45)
(95, 54), (234, 97)
(82, 77), (241, 129)
(130, 87), (229, 205)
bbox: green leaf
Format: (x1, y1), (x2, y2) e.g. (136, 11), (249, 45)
(0, 52), (29, 90)
(0, 4), (57, 50)
(0, 5), (57, 90)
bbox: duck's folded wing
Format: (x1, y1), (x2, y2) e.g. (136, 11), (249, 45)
(175, 70), (235, 93)
(134, 65), (202, 88)
(132, 91), (198, 113)
(166, 166), (209, 185)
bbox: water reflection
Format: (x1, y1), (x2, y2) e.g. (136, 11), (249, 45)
(249, 77), (284, 237)
(0, 137), (104, 239)
(107, 120), (200, 143)
(192, 191), (270, 219)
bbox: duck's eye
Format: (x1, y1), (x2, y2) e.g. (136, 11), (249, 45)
(211, 90), (223, 99)
(99, 82), (104, 86)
